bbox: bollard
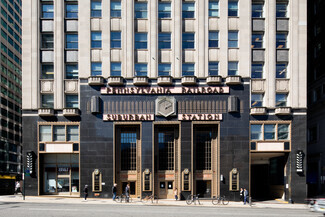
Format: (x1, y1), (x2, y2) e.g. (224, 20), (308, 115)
(249, 196), (252, 206)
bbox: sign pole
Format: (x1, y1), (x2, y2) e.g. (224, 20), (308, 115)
(23, 164), (25, 200)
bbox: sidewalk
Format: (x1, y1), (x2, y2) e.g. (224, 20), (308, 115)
(0, 194), (307, 210)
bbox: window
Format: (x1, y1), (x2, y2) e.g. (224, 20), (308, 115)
(252, 63), (263, 78)
(158, 63), (171, 76)
(41, 94), (54, 108)
(158, 131), (174, 170)
(264, 124), (276, 140)
(182, 33), (194, 49)
(228, 31), (238, 48)
(111, 62), (121, 76)
(209, 1), (219, 17)
(91, 1), (102, 18)
(42, 4), (54, 18)
(111, 1), (121, 18)
(41, 64), (54, 79)
(182, 2), (195, 18)
(66, 4), (78, 19)
(276, 63), (287, 78)
(66, 34), (78, 49)
(111, 32), (121, 48)
(91, 62), (102, 76)
(66, 64), (78, 79)
(67, 125), (79, 142)
(158, 2), (171, 19)
(195, 128), (212, 170)
(120, 130), (137, 171)
(135, 2), (147, 19)
(308, 126), (318, 143)
(91, 32), (102, 48)
(209, 31), (219, 48)
(251, 94), (263, 107)
(252, 3), (263, 18)
(134, 33), (147, 49)
(276, 33), (287, 48)
(276, 94), (287, 107)
(228, 1), (238, 17)
(228, 62), (238, 76)
(158, 33), (171, 49)
(208, 62), (219, 76)
(276, 3), (287, 17)
(251, 124), (262, 140)
(252, 33), (263, 48)
(39, 126), (51, 142)
(135, 63), (147, 76)
(278, 124), (289, 140)
(53, 126), (65, 141)
(66, 95), (78, 108)
(41, 34), (53, 49)
(182, 63), (195, 76)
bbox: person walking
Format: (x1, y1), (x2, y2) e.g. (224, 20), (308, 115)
(125, 184), (130, 202)
(83, 185), (88, 201)
(15, 181), (20, 194)
(239, 187), (243, 202)
(243, 188), (248, 205)
(112, 183), (117, 201)
(174, 188), (178, 201)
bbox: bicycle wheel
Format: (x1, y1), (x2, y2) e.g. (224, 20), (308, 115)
(142, 196), (149, 203)
(222, 197), (229, 205)
(186, 195), (193, 205)
(212, 197), (219, 205)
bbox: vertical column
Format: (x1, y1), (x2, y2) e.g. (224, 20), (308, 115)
(197, 0), (206, 78)
(78, 1), (91, 78)
(219, 0), (228, 77)
(173, 0), (182, 78)
(149, 1), (157, 78)
(181, 122), (192, 199)
(124, 0), (134, 78)
(141, 122), (153, 194)
(102, 0), (110, 77)
(239, 0), (251, 78)
(54, 0), (64, 109)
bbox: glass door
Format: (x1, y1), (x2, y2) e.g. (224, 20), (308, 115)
(57, 176), (70, 194)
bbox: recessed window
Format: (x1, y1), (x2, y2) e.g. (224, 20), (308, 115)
(91, 32), (102, 49)
(41, 64), (54, 79)
(67, 125), (79, 142)
(228, 31), (238, 48)
(158, 63), (171, 76)
(251, 94), (263, 107)
(276, 63), (287, 78)
(53, 125), (66, 141)
(111, 62), (121, 76)
(182, 2), (195, 18)
(252, 3), (263, 18)
(252, 33), (263, 48)
(158, 2), (171, 18)
(276, 94), (287, 107)
(278, 124), (289, 140)
(135, 33), (147, 49)
(66, 34), (78, 49)
(66, 95), (78, 108)
(66, 64), (78, 79)
(228, 1), (238, 17)
(111, 32), (121, 48)
(41, 94), (54, 108)
(111, 1), (121, 18)
(41, 34), (54, 49)
(276, 33), (287, 49)
(209, 31), (219, 48)
(228, 62), (238, 76)
(252, 63), (263, 79)
(251, 124), (262, 140)
(66, 4), (78, 19)
(264, 124), (276, 140)
(276, 3), (288, 18)
(91, 62), (102, 76)
(182, 63), (195, 76)
(182, 33), (195, 49)
(135, 63), (147, 76)
(135, 2), (147, 19)
(158, 33), (171, 49)
(209, 1), (219, 17)
(39, 126), (52, 142)
(251, 123), (290, 141)
(42, 4), (54, 19)
(208, 62), (219, 76)
(91, 1), (102, 18)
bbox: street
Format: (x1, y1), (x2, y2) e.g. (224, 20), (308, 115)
(0, 202), (321, 217)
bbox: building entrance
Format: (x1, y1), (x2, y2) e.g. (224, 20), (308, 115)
(196, 180), (211, 198)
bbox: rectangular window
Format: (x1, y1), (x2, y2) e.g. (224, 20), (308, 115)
(158, 63), (171, 76)
(252, 63), (263, 79)
(91, 62), (102, 76)
(41, 64), (54, 79)
(182, 63), (195, 76)
(252, 33), (263, 48)
(278, 124), (289, 140)
(111, 62), (121, 76)
(66, 4), (78, 19)
(209, 31), (219, 48)
(135, 2), (147, 19)
(251, 124), (262, 140)
(53, 126), (65, 141)
(66, 95), (78, 108)
(158, 131), (174, 170)
(276, 63), (287, 78)
(41, 94), (54, 108)
(252, 3), (263, 18)
(276, 94), (287, 107)
(66, 34), (78, 49)
(182, 33), (195, 49)
(135, 63), (147, 76)
(276, 33), (287, 48)
(67, 125), (79, 142)
(228, 31), (238, 48)
(111, 1), (121, 18)
(66, 64), (78, 79)
(91, 32), (102, 48)
(264, 124), (276, 140)
(195, 128), (212, 170)
(251, 94), (263, 107)
(228, 62), (238, 76)
(134, 33), (147, 49)
(209, 1), (219, 17)
(121, 130), (137, 171)
(158, 33), (171, 49)
(91, 1), (102, 18)
(41, 34), (53, 49)
(158, 2), (171, 19)
(182, 2), (195, 18)
(111, 32), (121, 48)
(228, 1), (238, 16)
(208, 62), (219, 76)
(40, 125), (51, 142)
(42, 4), (54, 18)
(276, 3), (287, 18)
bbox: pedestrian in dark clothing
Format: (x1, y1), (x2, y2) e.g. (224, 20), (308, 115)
(84, 185), (88, 201)
(125, 184), (130, 202)
(243, 188), (248, 205)
(239, 188), (244, 202)
(112, 183), (117, 201)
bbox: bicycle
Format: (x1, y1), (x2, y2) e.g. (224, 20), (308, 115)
(186, 194), (201, 205)
(141, 194), (158, 204)
(115, 194), (132, 203)
(212, 195), (229, 205)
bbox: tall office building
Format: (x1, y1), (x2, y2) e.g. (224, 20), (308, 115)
(22, 0), (307, 202)
(0, 0), (22, 194)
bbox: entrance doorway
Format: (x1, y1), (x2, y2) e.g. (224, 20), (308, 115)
(196, 180), (211, 198)
(158, 181), (174, 199)
(122, 182), (136, 196)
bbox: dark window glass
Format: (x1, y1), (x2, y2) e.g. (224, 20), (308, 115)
(158, 63), (171, 76)
(195, 128), (212, 170)
(158, 2), (171, 18)
(111, 62), (121, 76)
(41, 64), (54, 79)
(208, 62), (219, 76)
(91, 1), (102, 17)
(66, 64), (78, 79)
(135, 2), (147, 19)
(209, 31), (219, 48)
(158, 131), (174, 170)
(134, 33), (147, 49)
(134, 63), (147, 76)
(66, 4), (78, 18)
(42, 4), (54, 18)
(182, 2), (195, 18)
(252, 63), (263, 78)
(41, 34), (53, 49)
(66, 34), (78, 49)
(91, 32), (102, 48)
(182, 63), (194, 76)
(182, 33), (194, 49)
(111, 1), (121, 18)
(228, 1), (238, 16)
(111, 32), (121, 48)
(158, 33), (171, 49)
(121, 130), (137, 171)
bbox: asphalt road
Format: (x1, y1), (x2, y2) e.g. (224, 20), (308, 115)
(0, 202), (321, 217)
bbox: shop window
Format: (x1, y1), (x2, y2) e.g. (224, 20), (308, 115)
(158, 63), (171, 76)
(134, 2), (147, 19)
(158, 33), (171, 49)
(158, 2), (171, 19)
(182, 2), (195, 18)
(252, 63), (263, 79)
(111, 1), (121, 18)
(182, 63), (195, 76)
(209, 1), (219, 17)
(158, 132), (174, 170)
(111, 31), (121, 48)
(111, 62), (121, 76)
(228, 1), (238, 17)
(134, 33), (147, 49)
